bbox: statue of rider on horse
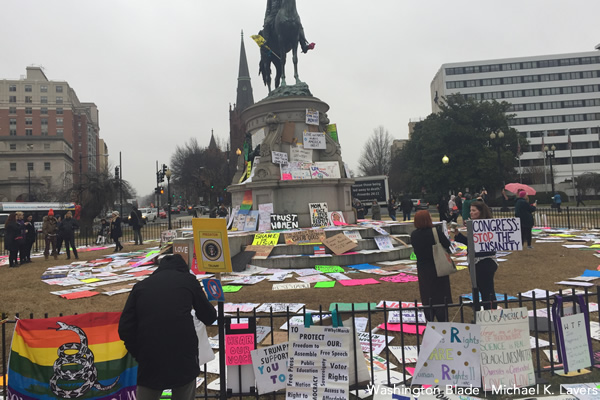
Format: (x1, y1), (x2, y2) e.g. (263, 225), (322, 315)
(255, 0), (314, 91)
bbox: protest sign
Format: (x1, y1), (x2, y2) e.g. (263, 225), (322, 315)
(251, 343), (289, 394)
(272, 282), (310, 290)
(192, 218), (232, 273)
(322, 233), (357, 255)
(303, 131), (326, 149)
(287, 325), (350, 400)
(309, 202), (329, 227)
(160, 229), (177, 246)
(326, 123), (338, 142)
(253, 232), (280, 246)
(477, 307), (535, 390)
(243, 210), (259, 231)
(305, 109), (319, 125)
(312, 162), (341, 179)
(271, 151), (288, 165)
(290, 146), (313, 163)
(328, 211), (346, 226)
(374, 236), (394, 251)
(284, 229), (326, 244)
(471, 218), (522, 252)
(226, 333), (254, 366)
(244, 245), (274, 259)
(343, 230), (362, 242)
(412, 322), (481, 387)
(258, 203), (273, 231)
(553, 295), (593, 373)
(270, 214), (299, 230)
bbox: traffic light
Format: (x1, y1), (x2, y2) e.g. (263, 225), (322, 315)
(160, 187), (164, 194)
(211, 185), (214, 189)
(162, 164), (167, 174)
(114, 166), (120, 180)
(154, 187), (159, 195)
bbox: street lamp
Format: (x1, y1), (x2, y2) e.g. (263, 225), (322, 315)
(442, 155), (450, 196)
(165, 168), (172, 229)
(544, 144), (556, 194)
(489, 130), (505, 186)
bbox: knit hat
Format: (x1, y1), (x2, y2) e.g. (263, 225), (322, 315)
(112, 211), (119, 216)
(48, 209), (54, 216)
(519, 191), (527, 198)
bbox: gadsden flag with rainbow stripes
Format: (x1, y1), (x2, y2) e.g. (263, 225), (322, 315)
(8, 312), (137, 400)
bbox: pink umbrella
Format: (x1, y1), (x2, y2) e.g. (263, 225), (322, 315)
(504, 183), (536, 196)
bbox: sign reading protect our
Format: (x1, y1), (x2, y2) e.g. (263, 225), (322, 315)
(192, 218), (232, 273)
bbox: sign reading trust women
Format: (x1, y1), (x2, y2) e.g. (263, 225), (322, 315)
(471, 218), (522, 252)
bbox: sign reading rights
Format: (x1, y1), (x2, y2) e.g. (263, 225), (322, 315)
(472, 218), (522, 252)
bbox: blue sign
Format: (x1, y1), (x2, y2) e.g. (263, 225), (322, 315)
(202, 278), (225, 302)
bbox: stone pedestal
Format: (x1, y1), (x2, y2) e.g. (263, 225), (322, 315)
(228, 93), (356, 227)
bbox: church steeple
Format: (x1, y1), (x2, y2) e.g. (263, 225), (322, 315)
(236, 30), (254, 112)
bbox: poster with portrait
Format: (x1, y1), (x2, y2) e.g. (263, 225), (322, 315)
(192, 218), (232, 272)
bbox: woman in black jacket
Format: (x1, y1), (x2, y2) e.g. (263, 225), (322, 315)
(4, 213), (21, 268)
(110, 211), (123, 252)
(23, 214), (36, 263)
(453, 200), (498, 310)
(61, 211), (79, 259)
(410, 210), (453, 322)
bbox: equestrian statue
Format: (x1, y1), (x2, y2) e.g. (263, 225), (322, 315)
(254, 0), (314, 91)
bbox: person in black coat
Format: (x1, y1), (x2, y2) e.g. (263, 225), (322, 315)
(130, 205), (144, 245)
(23, 214), (36, 263)
(110, 211), (123, 252)
(60, 211), (79, 259)
(400, 197), (413, 221)
(410, 210), (453, 322)
(4, 213), (21, 268)
(453, 200), (498, 310)
(118, 254), (217, 399)
(514, 191), (537, 249)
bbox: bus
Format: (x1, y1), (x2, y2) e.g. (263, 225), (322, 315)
(0, 202), (77, 234)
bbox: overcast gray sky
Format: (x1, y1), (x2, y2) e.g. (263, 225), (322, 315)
(3, 0), (600, 199)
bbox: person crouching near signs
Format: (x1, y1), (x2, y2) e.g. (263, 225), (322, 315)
(119, 254), (217, 400)
(451, 201), (498, 310)
(410, 210), (453, 322)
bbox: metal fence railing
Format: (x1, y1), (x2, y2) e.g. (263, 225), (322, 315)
(2, 288), (598, 399)
(490, 206), (600, 229)
(1, 219), (194, 255)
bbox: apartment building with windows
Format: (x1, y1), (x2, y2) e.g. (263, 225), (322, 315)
(431, 49), (600, 196)
(0, 66), (102, 201)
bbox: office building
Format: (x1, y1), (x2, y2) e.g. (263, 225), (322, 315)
(431, 49), (600, 195)
(0, 66), (103, 201)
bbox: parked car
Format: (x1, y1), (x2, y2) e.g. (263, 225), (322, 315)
(159, 210), (167, 219)
(139, 208), (157, 222)
(192, 205), (211, 217)
(411, 199), (429, 210)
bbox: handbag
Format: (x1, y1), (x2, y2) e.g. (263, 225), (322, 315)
(431, 227), (457, 277)
(192, 311), (216, 366)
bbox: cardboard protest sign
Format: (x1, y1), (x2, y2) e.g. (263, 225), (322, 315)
(305, 109), (319, 125)
(252, 232), (280, 246)
(271, 151), (288, 165)
(303, 131), (326, 149)
(290, 146), (313, 163)
(472, 218), (522, 252)
(284, 229), (326, 244)
(309, 202), (329, 227)
(412, 322), (481, 387)
(287, 325), (350, 400)
(322, 233), (358, 255)
(244, 245), (274, 259)
(477, 307), (535, 390)
(270, 214), (299, 230)
(251, 342), (289, 394)
(192, 218), (232, 273)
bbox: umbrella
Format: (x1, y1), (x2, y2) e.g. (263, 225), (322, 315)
(504, 183), (536, 196)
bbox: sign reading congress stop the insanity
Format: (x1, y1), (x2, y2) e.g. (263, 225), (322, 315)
(472, 218), (522, 252)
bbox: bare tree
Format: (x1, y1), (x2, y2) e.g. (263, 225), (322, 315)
(357, 126), (393, 176)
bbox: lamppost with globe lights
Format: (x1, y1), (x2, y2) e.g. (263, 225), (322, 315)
(165, 168), (172, 229)
(544, 144), (556, 194)
(442, 154), (450, 197)
(489, 130), (505, 186)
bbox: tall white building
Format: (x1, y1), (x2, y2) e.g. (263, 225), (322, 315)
(431, 49), (600, 195)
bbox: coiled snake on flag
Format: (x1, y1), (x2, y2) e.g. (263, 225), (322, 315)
(50, 321), (120, 398)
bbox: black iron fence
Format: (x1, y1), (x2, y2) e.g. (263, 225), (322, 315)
(2, 288), (598, 399)
(490, 206), (600, 230)
(1, 219), (194, 254)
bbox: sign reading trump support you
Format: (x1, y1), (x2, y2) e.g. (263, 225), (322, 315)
(472, 218), (522, 252)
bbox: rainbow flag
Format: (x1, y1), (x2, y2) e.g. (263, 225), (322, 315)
(8, 312), (137, 400)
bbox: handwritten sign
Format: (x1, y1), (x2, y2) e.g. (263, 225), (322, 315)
(225, 333), (254, 365)
(374, 236), (394, 251)
(472, 218), (522, 252)
(477, 307), (535, 390)
(558, 313), (592, 372)
(160, 229), (177, 246)
(322, 233), (357, 255)
(251, 342), (289, 394)
(272, 282), (310, 290)
(271, 151), (288, 165)
(284, 229), (326, 245)
(309, 202), (329, 227)
(286, 325), (350, 400)
(312, 162), (341, 179)
(305, 109), (319, 125)
(290, 146), (313, 163)
(258, 203), (273, 231)
(303, 131), (326, 149)
(253, 232), (280, 246)
(270, 214), (299, 230)
(173, 241), (190, 265)
(413, 322), (481, 387)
